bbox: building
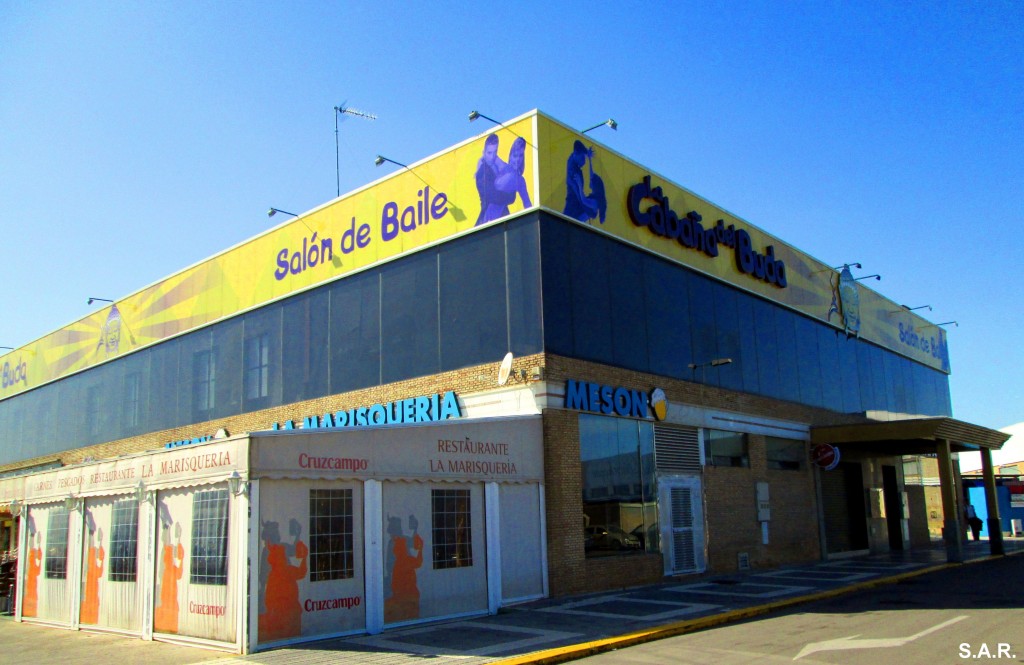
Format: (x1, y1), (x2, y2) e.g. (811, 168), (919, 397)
(0, 110), (1010, 652)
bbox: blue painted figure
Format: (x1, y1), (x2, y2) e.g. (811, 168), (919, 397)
(563, 140), (606, 223)
(494, 136), (532, 213)
(475, 134), (508, 226)
(475, 134), (532, 226)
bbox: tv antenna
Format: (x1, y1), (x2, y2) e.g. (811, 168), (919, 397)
(334, 102), (377, 197)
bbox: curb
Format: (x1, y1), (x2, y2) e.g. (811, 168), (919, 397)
(490, 556), (1017, 665)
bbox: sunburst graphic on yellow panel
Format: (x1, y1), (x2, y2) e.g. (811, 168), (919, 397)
(48, 324), (105, 376)
(131, 261), (235, 343)
(34, 261), (237, 386)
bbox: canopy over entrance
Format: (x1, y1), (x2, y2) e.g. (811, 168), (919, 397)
(811, 416), (1010, 562)
(811, 417), (1010, 455)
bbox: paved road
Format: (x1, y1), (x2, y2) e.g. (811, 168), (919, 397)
(2, 539), (1020, 665)
(574, 554), (1024, 664)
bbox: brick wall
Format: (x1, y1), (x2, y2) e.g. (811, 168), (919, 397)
(540, 355), (844, 594)
(2, 349), (885, 597)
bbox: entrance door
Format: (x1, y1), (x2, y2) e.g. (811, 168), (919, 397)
(882, 465), (905, 551)
(821, 461), (870, 555)
(658, 476), (705, 576)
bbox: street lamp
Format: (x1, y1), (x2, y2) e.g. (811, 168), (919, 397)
(688, 357), (733, 380)
(267, 207), (298, 218)
(582, 119), (618, 134)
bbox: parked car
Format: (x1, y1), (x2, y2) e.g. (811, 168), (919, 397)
(584, 525), (640, 551)
(631, 523), (660, 550)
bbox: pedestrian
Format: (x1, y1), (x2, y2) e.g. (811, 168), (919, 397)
(965, 503), (983, 541)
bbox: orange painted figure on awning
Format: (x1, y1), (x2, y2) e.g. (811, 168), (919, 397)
(153, 516), (184, 634)
(79, 514), (104, 625)
(258, 519), (308, 642)
(384, 514), (423, 623)
(21, 516), (41, 618)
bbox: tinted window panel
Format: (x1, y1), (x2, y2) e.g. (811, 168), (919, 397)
(856, 341), (877, 411)
(147, 339), (180, 432)
(645, 257), (693, 379)
(712, 284), (743, 391)
(381, 249), (439, 383)
(242, 305), (282, 410)
(774, 308), (801, 403)
(870, 344), (890, 413)
(211, 318), (242, 419)
(687, 275), (718, 385)
(817, 326), (843, 411)
(608, 243), (649, 371)
(507, 219), (543, 355)
(795, 316), (822, 407)
(569, 229), (613, 362)
(283, 289), (330, 404)
(440, 226), (507, 370)
(885, 352), (907, 414)
(735, 293), (760, 395)
(752, 297), (780, 397)
(330, 270), (381, 392)
(900, 357), (916, 415)
(539, 218), (573, 355)
(837, 334), (862, 414)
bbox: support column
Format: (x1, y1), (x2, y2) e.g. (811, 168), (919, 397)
(364, 479), (384, 635)
(981, 449), (1005, 556)
(936, 438), (964, 562)
(485, 482), (501, 615)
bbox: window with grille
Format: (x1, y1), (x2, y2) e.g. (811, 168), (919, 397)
(190, 489), (230, 585)
(431, 489), (472, 569)
(108, 499), (139, 582)
(244, 334), (270, 400)
(123, 372), (141, 428)
(309, 489), (354, 581)
(45, 507), (70, 579)
(192, 350), (216, 413)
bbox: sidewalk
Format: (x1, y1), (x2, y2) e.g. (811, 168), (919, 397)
(5, 538), (1022, 665)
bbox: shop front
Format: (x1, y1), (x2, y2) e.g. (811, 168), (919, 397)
(8, 438), (248, 649)
(0, 414), (545, 653)
(247, 415), (545, 649)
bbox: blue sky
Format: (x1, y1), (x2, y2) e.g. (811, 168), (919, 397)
(1, 1), (1021, 431)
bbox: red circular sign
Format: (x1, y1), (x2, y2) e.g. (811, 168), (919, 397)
(812, 444), (840, 470)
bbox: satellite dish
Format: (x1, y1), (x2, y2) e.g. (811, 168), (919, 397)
(497, 352), (514, 386)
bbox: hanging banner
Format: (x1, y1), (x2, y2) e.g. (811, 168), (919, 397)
(0, 115), (538, 402)
(252, 417), (544, 483)
(22, 439), (247, 503)
(535, 114), (949, 373)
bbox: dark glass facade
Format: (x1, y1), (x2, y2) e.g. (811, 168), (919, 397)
(538, 216), (952, 418)
(0, 213), (950, 467)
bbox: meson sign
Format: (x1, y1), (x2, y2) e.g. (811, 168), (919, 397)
(627, 175), (787, 288)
